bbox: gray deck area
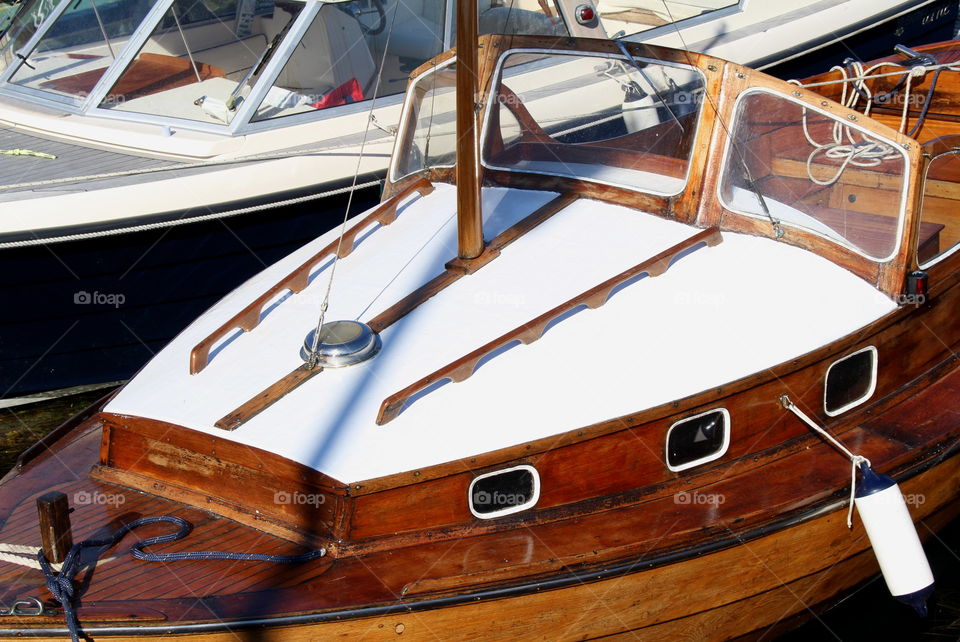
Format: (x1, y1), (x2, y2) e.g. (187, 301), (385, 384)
(0, 125), (180, 196)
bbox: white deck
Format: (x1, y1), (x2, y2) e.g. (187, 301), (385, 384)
(107, 185), (896, 482)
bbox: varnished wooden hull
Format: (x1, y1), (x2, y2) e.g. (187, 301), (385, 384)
(0, 442), (954, 640)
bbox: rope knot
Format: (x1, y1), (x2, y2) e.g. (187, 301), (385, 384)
(909, 65), (927, 78)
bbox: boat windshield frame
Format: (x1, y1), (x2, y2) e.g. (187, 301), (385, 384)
(479, 47), (707, 197)
(717, 86), (910, 264)
(0, 0), (390, 134)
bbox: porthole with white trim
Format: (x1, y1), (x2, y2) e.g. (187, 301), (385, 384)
(468, 465), (540, 519)
(824, 346), (877, 416)
(666, 409), (730, 472)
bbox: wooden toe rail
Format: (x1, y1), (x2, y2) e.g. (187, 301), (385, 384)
(189, 178), (434, 374)
(375, 226), (723, 425)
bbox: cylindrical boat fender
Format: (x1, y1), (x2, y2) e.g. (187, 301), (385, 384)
(621, 91), (658, 133)
(854, 462), (934, 616)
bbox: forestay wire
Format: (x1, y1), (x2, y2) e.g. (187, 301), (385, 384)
(306, 4), (403, 367)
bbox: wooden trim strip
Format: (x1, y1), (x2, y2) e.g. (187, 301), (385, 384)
(214, 364), (323, 431)
(376, 226), (723, 425)
(216, 193), (580, 432)
(188, 178), (434, 374)
(367, 192), (579, 333)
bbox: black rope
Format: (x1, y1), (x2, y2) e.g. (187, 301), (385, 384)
(37, 515), (325, 642)
(907, 67), (943, 138)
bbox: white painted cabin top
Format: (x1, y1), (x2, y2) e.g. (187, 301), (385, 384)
(107, 184), (896, 483)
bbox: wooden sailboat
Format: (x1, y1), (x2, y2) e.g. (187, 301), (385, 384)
(0, 3), (957, 638)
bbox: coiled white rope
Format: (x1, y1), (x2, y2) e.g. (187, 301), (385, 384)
(788, 60), (905, 186)
(788, 58), (960, 186)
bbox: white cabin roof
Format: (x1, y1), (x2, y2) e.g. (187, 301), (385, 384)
(107, 184), (896, 482)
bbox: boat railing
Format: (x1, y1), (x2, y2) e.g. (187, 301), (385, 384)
(376, 225), (723, 424)
(188, 177), (434, 374)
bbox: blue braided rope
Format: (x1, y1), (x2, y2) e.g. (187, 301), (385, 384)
(38, 515), (326, 642)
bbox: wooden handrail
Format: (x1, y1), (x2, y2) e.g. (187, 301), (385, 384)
(375, 226), (723, 425)
(211, 192), (579, 431)
(188, 178), (434, 374)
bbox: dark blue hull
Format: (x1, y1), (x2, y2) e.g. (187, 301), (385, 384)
(0, 185), (381, 397)
(763, 0), (958, 79)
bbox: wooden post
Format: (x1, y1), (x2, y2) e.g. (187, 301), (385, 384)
(455, 0), (484, 260)
(37, 491), (73, 563)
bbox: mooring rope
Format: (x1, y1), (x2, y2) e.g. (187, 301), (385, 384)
(38, 515), (325, 642)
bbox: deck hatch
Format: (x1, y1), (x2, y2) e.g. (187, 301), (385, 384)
(468, 465), (540, 519)
(824, 346), (877, 416)
(666, 409), (730, 472)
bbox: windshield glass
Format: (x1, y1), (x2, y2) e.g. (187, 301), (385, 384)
(7, 0), (157, 99)
(598, 0), (738, 38)
(251, 0), (447, 122)
(481, 51), (704, 195)
(719, 89), (907, 261)
(250, 0), (562, 123)
(391, 58), (457, 180)
(96, 0), (299, 123)
(1, 0), (59, 74)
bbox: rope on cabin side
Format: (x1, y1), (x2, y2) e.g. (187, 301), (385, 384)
(788, 59), (960, 186)
(37, 515), (326, 642)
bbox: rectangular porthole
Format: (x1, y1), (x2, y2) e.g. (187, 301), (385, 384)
(469, 465), (540, 519)
(666, 409), (730, 472)
(824, 346), (878, 416)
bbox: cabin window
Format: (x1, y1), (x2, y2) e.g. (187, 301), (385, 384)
(468, 465), (540, 519)
(719, 89), (908, 262)
(390, 58), (457, 181)
(824, 346), (877, 416)
(481, 51), (705, 195)
(7, 0), (160, 101)
(666, 409), (729, 472)
(918, 151), (960, 268)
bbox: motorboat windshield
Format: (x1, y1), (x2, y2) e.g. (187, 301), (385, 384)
(0, 0), (566, 131)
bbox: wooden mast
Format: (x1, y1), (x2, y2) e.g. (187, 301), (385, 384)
(455, 0), (484, 259)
